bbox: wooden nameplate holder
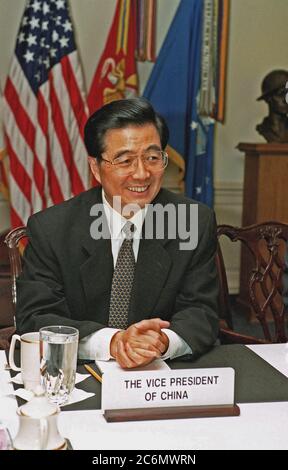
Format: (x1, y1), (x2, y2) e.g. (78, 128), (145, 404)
(104, 403), (240, 423)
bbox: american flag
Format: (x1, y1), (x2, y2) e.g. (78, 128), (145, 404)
(3, 0), (89, 228)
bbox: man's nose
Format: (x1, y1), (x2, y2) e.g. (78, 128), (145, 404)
(131, 158), (150, 178)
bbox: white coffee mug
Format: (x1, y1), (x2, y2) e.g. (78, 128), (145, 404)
(9, 332), (41, 391)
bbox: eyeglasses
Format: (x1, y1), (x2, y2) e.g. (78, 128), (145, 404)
(101, 150), (168, 175)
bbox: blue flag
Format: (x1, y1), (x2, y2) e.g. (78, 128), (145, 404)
(143, 0), (214, 206)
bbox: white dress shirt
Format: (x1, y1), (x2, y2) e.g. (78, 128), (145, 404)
(78, 190), (192, 361)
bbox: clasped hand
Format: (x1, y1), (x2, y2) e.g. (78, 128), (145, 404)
(110, 318), (170, 369)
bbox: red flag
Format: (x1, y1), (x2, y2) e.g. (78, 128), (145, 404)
(88, 0), (138, 114)
(3, 0), (89, 228)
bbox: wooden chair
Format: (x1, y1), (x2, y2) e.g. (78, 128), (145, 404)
(0, 229), (15, 349)
(217, 221), (288, 344)
(4, 226), (27, 311)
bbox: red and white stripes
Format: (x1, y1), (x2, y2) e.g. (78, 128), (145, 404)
(3, 50), (89, 227)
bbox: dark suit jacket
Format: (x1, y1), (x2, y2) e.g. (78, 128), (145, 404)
(16, 187), (219, 357)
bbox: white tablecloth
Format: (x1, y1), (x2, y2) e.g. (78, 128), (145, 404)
(57, 402), (288, 450)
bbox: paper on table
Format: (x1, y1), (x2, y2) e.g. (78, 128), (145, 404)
(4, 386), (95, 407)
(0, 351), (10, 372)
(8, 373), (23, 385)
(0, 342), (91, 402)
(7, 388), (34, 401)
(96, 358), (170, 375)
(61, 387), (95, 407)
(10, 372), (89, 386)
(0, 370), (16, 397)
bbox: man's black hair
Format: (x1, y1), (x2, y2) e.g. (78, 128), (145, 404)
(84, 97), (169, 160)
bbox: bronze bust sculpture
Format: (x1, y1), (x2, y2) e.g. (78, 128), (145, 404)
(256, 69), (288, 143)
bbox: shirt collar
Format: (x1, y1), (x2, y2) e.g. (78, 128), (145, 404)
(102, 189), (146, 239)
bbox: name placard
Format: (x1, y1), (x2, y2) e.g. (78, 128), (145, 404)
(102, 367), (235, 411)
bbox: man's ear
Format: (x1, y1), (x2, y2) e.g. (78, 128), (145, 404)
(88, 157), (101, 184)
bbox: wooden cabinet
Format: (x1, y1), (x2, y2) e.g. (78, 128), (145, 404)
(237, 143), (288, 320)
(239, 143), (288, 225)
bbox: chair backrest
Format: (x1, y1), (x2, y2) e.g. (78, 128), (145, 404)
(4, 226), (27, 309)
(0, 230), (15, 347)
(216, 221), (288, 343)
(0, 229), (11, 278)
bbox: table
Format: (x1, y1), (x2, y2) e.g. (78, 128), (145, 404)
(1, 344), (288, 450)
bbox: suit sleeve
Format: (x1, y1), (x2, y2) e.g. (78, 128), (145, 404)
(169, 209), (219, 357)
(16, 215), (107, 339)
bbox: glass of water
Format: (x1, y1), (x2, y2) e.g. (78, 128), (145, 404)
(39, 326), (79, 406)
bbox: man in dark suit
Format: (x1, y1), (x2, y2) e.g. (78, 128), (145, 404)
(16, 98), (219, 369)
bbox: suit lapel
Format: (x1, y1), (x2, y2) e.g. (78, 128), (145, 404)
(79, 187), (113, 324)
(80, 239), (113, 324)
(129, 239), (171, 324)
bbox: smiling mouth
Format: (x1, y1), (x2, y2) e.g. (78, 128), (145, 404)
(127, 185), (150, 193)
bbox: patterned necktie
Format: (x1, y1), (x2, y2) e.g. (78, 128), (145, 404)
(108, 221), (135, 329)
